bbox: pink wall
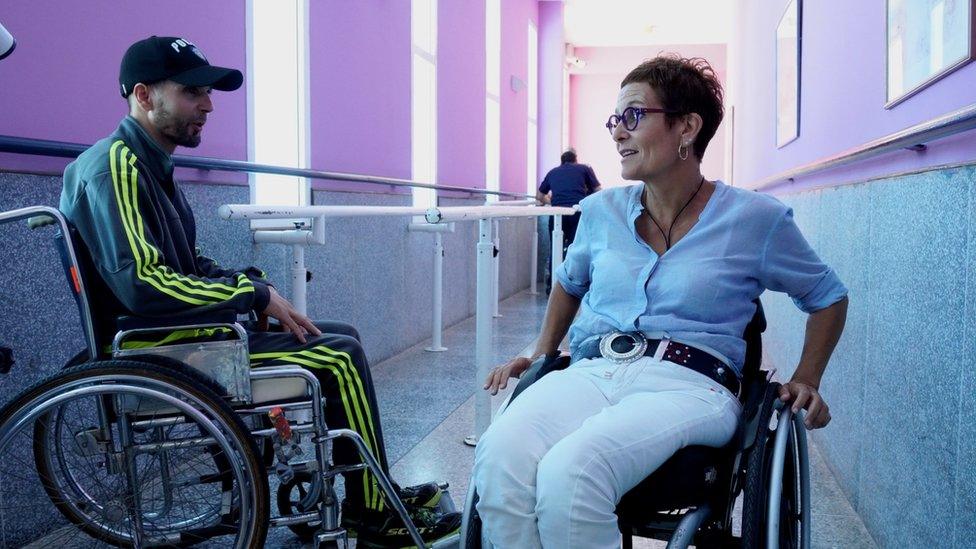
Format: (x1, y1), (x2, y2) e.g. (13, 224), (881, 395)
(568, 45), (728, 189)
(0, 0), (247, 177)
(498, 0), (540, 195)
(438, 1), (487, 193)
(732, 0), (976, 190)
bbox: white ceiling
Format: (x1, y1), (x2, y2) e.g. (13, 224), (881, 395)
(563, 0), (733, 47)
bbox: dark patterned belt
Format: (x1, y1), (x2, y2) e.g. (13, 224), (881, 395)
(578, 332), (740, 396)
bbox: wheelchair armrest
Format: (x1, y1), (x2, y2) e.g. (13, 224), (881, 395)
(510, 353), (572, 402)
(116, 309), (239, 331)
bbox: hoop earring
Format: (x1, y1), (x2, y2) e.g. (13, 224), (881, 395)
(678, 142), (690, 161)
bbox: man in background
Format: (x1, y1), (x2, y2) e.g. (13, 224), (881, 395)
(537, 149), (601, 293)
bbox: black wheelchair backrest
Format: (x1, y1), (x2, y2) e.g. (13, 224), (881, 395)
(54, 223), (127, 359)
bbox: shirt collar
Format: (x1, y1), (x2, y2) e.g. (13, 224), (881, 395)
(118, 116), (175, 180)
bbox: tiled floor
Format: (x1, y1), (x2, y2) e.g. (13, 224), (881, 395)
(271, 289), (879, 548)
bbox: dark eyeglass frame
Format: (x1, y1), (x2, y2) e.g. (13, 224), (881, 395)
(605, 107), (681, 134)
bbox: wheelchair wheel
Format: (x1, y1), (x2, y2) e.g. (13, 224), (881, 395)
(460, 484), (489, 549)
(276, 471), (323, 541)
(0, 360), (269, 548)
(741, 397), (804, 549)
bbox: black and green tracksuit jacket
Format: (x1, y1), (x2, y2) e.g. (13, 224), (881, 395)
(60, 116), (270, 334)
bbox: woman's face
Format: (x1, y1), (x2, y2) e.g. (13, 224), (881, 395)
(611, 82), (684, 182)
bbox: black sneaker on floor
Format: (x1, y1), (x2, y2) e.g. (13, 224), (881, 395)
(342, 505), (462, 548)
(395, 481), (443, 509)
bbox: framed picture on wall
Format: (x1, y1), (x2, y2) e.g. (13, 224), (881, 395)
(776, 0), (801, 148)
(886, 0), (976, 108)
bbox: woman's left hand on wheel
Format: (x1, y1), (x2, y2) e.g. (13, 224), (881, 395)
(778, 379), (831, 429)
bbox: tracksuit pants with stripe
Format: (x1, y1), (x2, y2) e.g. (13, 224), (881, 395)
(248, 320), (390, 512)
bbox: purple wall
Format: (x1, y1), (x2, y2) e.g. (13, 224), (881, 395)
(568, 44), (728, 189)
(498, 0), (539, 195)
(732, 0), (976, 190)
(1, 1), (546, 196)
(438, 1), (487, 193)
(310, 0), (412, 192)
(0, 0), (247, 177)
(537, 1), (565, 187)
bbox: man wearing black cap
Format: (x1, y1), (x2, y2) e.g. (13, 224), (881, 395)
(60, 36), (461, 547)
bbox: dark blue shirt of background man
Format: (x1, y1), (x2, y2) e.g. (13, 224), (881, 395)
(537, 149), (601, 293)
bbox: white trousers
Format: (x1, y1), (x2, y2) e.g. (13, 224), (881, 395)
(473, 356), (741, 549)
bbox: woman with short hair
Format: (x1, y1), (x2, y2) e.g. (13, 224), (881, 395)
(473, 55), (848, 548)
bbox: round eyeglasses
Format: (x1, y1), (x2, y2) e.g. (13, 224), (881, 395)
(606, 107), (679, 134)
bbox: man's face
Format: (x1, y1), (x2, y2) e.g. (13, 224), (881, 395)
(147, 81), (213, 148)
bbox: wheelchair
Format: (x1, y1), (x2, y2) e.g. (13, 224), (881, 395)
(460, 299), (811, 549)
(0, 205), (458, 548)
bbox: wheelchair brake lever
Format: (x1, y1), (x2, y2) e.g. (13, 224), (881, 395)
(0, 346), (13, 374)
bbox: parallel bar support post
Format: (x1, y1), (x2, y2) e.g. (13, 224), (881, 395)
(426, 232), (448, 352)
(466, 219), (495, 446)
(551, 214), (564, 286)
(530, 216), (539, 295)
(292, 243), (307, 316)
(492, 219), (502, 318)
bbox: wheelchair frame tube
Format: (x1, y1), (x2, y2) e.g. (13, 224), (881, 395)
(794, 412), (812, 548)
(665, 505), (711, 549)
(0, 206), (99, 356)
(325, 428), (429, 548)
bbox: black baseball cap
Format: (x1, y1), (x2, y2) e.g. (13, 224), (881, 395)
(119, 36), (243, 97)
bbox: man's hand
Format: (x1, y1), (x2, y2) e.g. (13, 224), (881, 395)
(778, 378), (831, 429)
(261, 287), (321, 344)
(483, 356), (534, 395)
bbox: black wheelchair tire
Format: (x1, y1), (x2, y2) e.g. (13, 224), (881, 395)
(6, 360), (270, 548)
(741, 397), (802, 549)
(463, 489), (483, 549)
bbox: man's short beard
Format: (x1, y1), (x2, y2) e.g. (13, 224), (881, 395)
(152, 103), (201, 148)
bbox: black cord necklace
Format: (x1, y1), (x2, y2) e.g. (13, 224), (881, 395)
(643, 175), (706, 251)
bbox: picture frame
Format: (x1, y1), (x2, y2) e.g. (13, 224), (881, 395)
(886, 0), (976, 108)
(776, 0), (801, 148)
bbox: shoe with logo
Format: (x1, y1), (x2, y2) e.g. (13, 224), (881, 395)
(342, 504), (462, 548)
(395, 481), (443, 509)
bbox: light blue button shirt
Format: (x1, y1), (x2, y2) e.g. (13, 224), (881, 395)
(555, 181), (848, 377)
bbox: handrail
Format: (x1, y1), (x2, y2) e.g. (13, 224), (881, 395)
(0, 134), (530, 199)
(751, 102), (976, 191)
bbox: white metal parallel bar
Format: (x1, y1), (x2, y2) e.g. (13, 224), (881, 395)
(426, 231), (448, 352)
(492, 219), (502, 318)
(292, 244), (307, 316)
(219, 203), (575, 223)
(530, 216), (539, 295)
(551, 214), (564, 283)
(467, 218), (496, 445)
(426, 205), (576, 223)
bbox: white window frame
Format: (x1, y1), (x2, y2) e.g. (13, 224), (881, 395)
(485, 0), (501, 202)
(247, 0), (310, 229)
(412, 0), (438, 210)
(527, 22), (538, 197)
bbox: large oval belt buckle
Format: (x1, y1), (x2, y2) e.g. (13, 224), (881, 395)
(598, 331), (648, 365)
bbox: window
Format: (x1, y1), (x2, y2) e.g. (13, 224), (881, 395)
(485, 0), (500, 201)
(412, 0), (437, 209)
(247, 0), (309, 215)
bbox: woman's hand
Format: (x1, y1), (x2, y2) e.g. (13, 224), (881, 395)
(778, 379), (831, 429)
(483, 357), (534, 395)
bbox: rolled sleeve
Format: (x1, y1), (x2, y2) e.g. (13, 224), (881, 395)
(554, 203), (592, 298)
(759, 209), (848, 313)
